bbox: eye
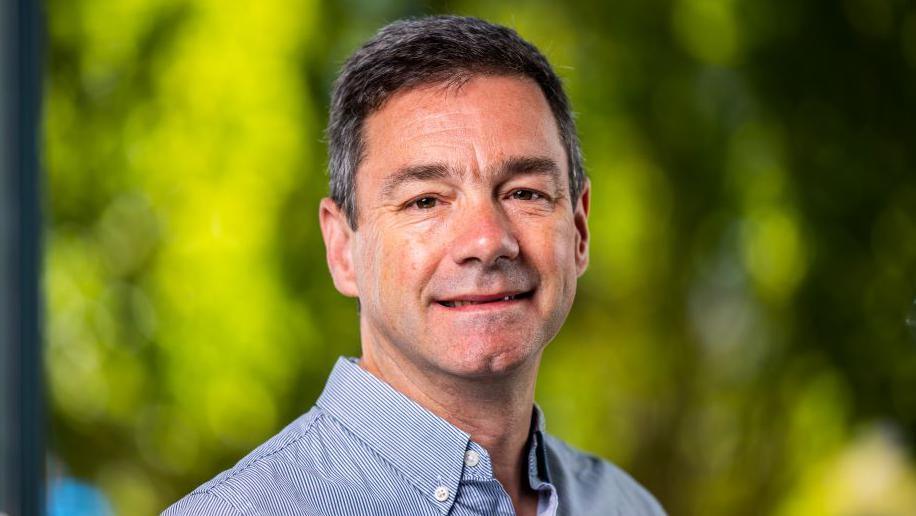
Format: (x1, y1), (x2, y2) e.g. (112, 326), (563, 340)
(411, 197), (438, 209)
(509, 189), (544, 201)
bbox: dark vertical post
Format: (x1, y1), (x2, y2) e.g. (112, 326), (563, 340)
(0, 0), (44, 515)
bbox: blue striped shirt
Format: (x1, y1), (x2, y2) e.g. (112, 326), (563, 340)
(163, 357), (665, 515)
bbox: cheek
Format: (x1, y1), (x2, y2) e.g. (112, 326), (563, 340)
(365, 223), (444, 303)
(352, 232), (381, 306)
(532, 221), (579, 295)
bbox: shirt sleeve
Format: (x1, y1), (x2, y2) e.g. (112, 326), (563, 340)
(161, 491), (246, 516)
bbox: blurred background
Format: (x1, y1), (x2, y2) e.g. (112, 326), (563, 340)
(25, 0), (916, 514)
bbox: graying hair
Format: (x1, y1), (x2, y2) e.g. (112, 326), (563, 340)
(327, 15), (586, 229)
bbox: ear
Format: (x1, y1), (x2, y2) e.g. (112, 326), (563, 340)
(574, 179), (590, 277)
(319, 197), (359, 297)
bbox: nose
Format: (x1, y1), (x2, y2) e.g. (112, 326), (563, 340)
(449, 199), (520, 266)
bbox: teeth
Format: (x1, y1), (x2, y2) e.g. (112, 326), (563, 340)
(444, 294), (518, 307)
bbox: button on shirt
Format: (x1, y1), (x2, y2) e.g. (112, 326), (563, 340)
(163, 357), (666, 515)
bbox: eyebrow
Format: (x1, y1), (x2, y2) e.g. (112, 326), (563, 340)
(494, 156), (562, 187)
(380, 155), (563, 200)
(380, 163), (456, 199)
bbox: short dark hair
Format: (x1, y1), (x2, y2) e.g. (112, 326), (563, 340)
(327, 15), (585, 228)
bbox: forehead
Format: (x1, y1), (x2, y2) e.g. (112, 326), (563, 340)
(359, 75), (566, 187)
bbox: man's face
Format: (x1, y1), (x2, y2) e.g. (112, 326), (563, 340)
(321, 75), (589, 379)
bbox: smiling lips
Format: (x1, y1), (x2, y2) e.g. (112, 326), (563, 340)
(437, 290), (534, 308)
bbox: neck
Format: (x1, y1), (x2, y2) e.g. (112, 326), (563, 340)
(359, 335), (542, 512)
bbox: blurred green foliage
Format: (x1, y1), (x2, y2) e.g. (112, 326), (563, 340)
(43, 0), (916, 514)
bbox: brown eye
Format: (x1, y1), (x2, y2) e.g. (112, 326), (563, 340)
(413, 197), (438, 209)
(511, 190), (541, 201)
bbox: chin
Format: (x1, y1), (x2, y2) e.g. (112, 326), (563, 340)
(440, 334), (543, 379)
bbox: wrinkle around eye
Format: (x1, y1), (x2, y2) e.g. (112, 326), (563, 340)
(501, 190), (560, 218)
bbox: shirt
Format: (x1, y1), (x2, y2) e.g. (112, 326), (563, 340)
(163, 357), (665, 516)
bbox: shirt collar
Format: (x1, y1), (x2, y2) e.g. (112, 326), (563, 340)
(316, 357), (469, 510)
(316, 357), (552, 508)
(528, 404), (553, 488)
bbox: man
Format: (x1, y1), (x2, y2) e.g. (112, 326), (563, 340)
(165, 15), (665, 516)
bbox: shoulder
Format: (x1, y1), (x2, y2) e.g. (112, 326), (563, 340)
(162, 491), (244, 516)
(542, 433), (666, 516)
(162, 407), (328, 516)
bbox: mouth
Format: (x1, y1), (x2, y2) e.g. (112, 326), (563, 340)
(436, 290), (535, 308)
